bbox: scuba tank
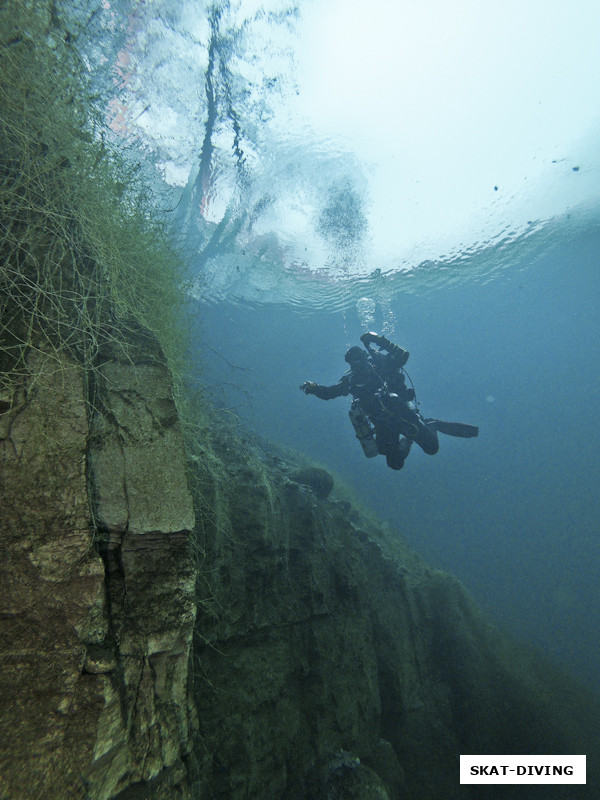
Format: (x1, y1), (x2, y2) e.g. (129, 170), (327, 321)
(349, 401), (379, 458)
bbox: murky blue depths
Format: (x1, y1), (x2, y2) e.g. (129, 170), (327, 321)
(193, 225), (600, 695)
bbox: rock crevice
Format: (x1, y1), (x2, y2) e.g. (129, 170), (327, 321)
(1, 346), (599, 800)
(0, 342), (196, 800)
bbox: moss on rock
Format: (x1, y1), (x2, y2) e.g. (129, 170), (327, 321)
(187, 431), (600, 800)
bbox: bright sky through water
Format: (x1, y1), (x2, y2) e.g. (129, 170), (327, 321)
(280, 0), (600, 266)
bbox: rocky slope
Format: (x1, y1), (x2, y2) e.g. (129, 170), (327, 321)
(190, 437), (599, 800)
(3, 3), (597, 797)
(1, 341), (598, 800)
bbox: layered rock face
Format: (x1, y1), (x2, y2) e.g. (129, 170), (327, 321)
(0, 340), (196, 800)
(2, 346), (599, 800)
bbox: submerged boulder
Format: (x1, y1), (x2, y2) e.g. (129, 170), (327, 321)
(289, 466), (334, 499)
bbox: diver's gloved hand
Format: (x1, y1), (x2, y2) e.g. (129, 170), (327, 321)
(300, 381), (317, 395)
(361, 331), (388, 348)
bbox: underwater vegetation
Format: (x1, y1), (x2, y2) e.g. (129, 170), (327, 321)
(1, 3), (600, 800)
(0, 0), (187, 408)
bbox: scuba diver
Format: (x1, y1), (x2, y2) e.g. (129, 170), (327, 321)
(300, 331), (478, 470)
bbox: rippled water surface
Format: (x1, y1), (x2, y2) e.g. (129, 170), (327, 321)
(80, 0), (600, 693)
(85, 0), (600, 309)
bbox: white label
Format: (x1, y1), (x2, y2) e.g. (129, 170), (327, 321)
(460, 755), (586, 784)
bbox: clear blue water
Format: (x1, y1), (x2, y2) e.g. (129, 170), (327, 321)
(87, 0), (600, 696)
(194, 222), (600, 695)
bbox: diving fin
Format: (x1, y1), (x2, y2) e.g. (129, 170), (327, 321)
(427, 418), (479, 438)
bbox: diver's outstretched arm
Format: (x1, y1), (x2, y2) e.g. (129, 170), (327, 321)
(299, 379), (349, 400)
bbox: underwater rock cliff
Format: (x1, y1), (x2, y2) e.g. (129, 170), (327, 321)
(189, 434), (599, 800)
(1, 337), (599, 800)
(0, 339), (196, 800)
(2, 4), (598, 798)
(0, 10), (597, 784)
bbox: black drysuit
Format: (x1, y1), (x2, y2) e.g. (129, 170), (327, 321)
(308, 341), (439, 470)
